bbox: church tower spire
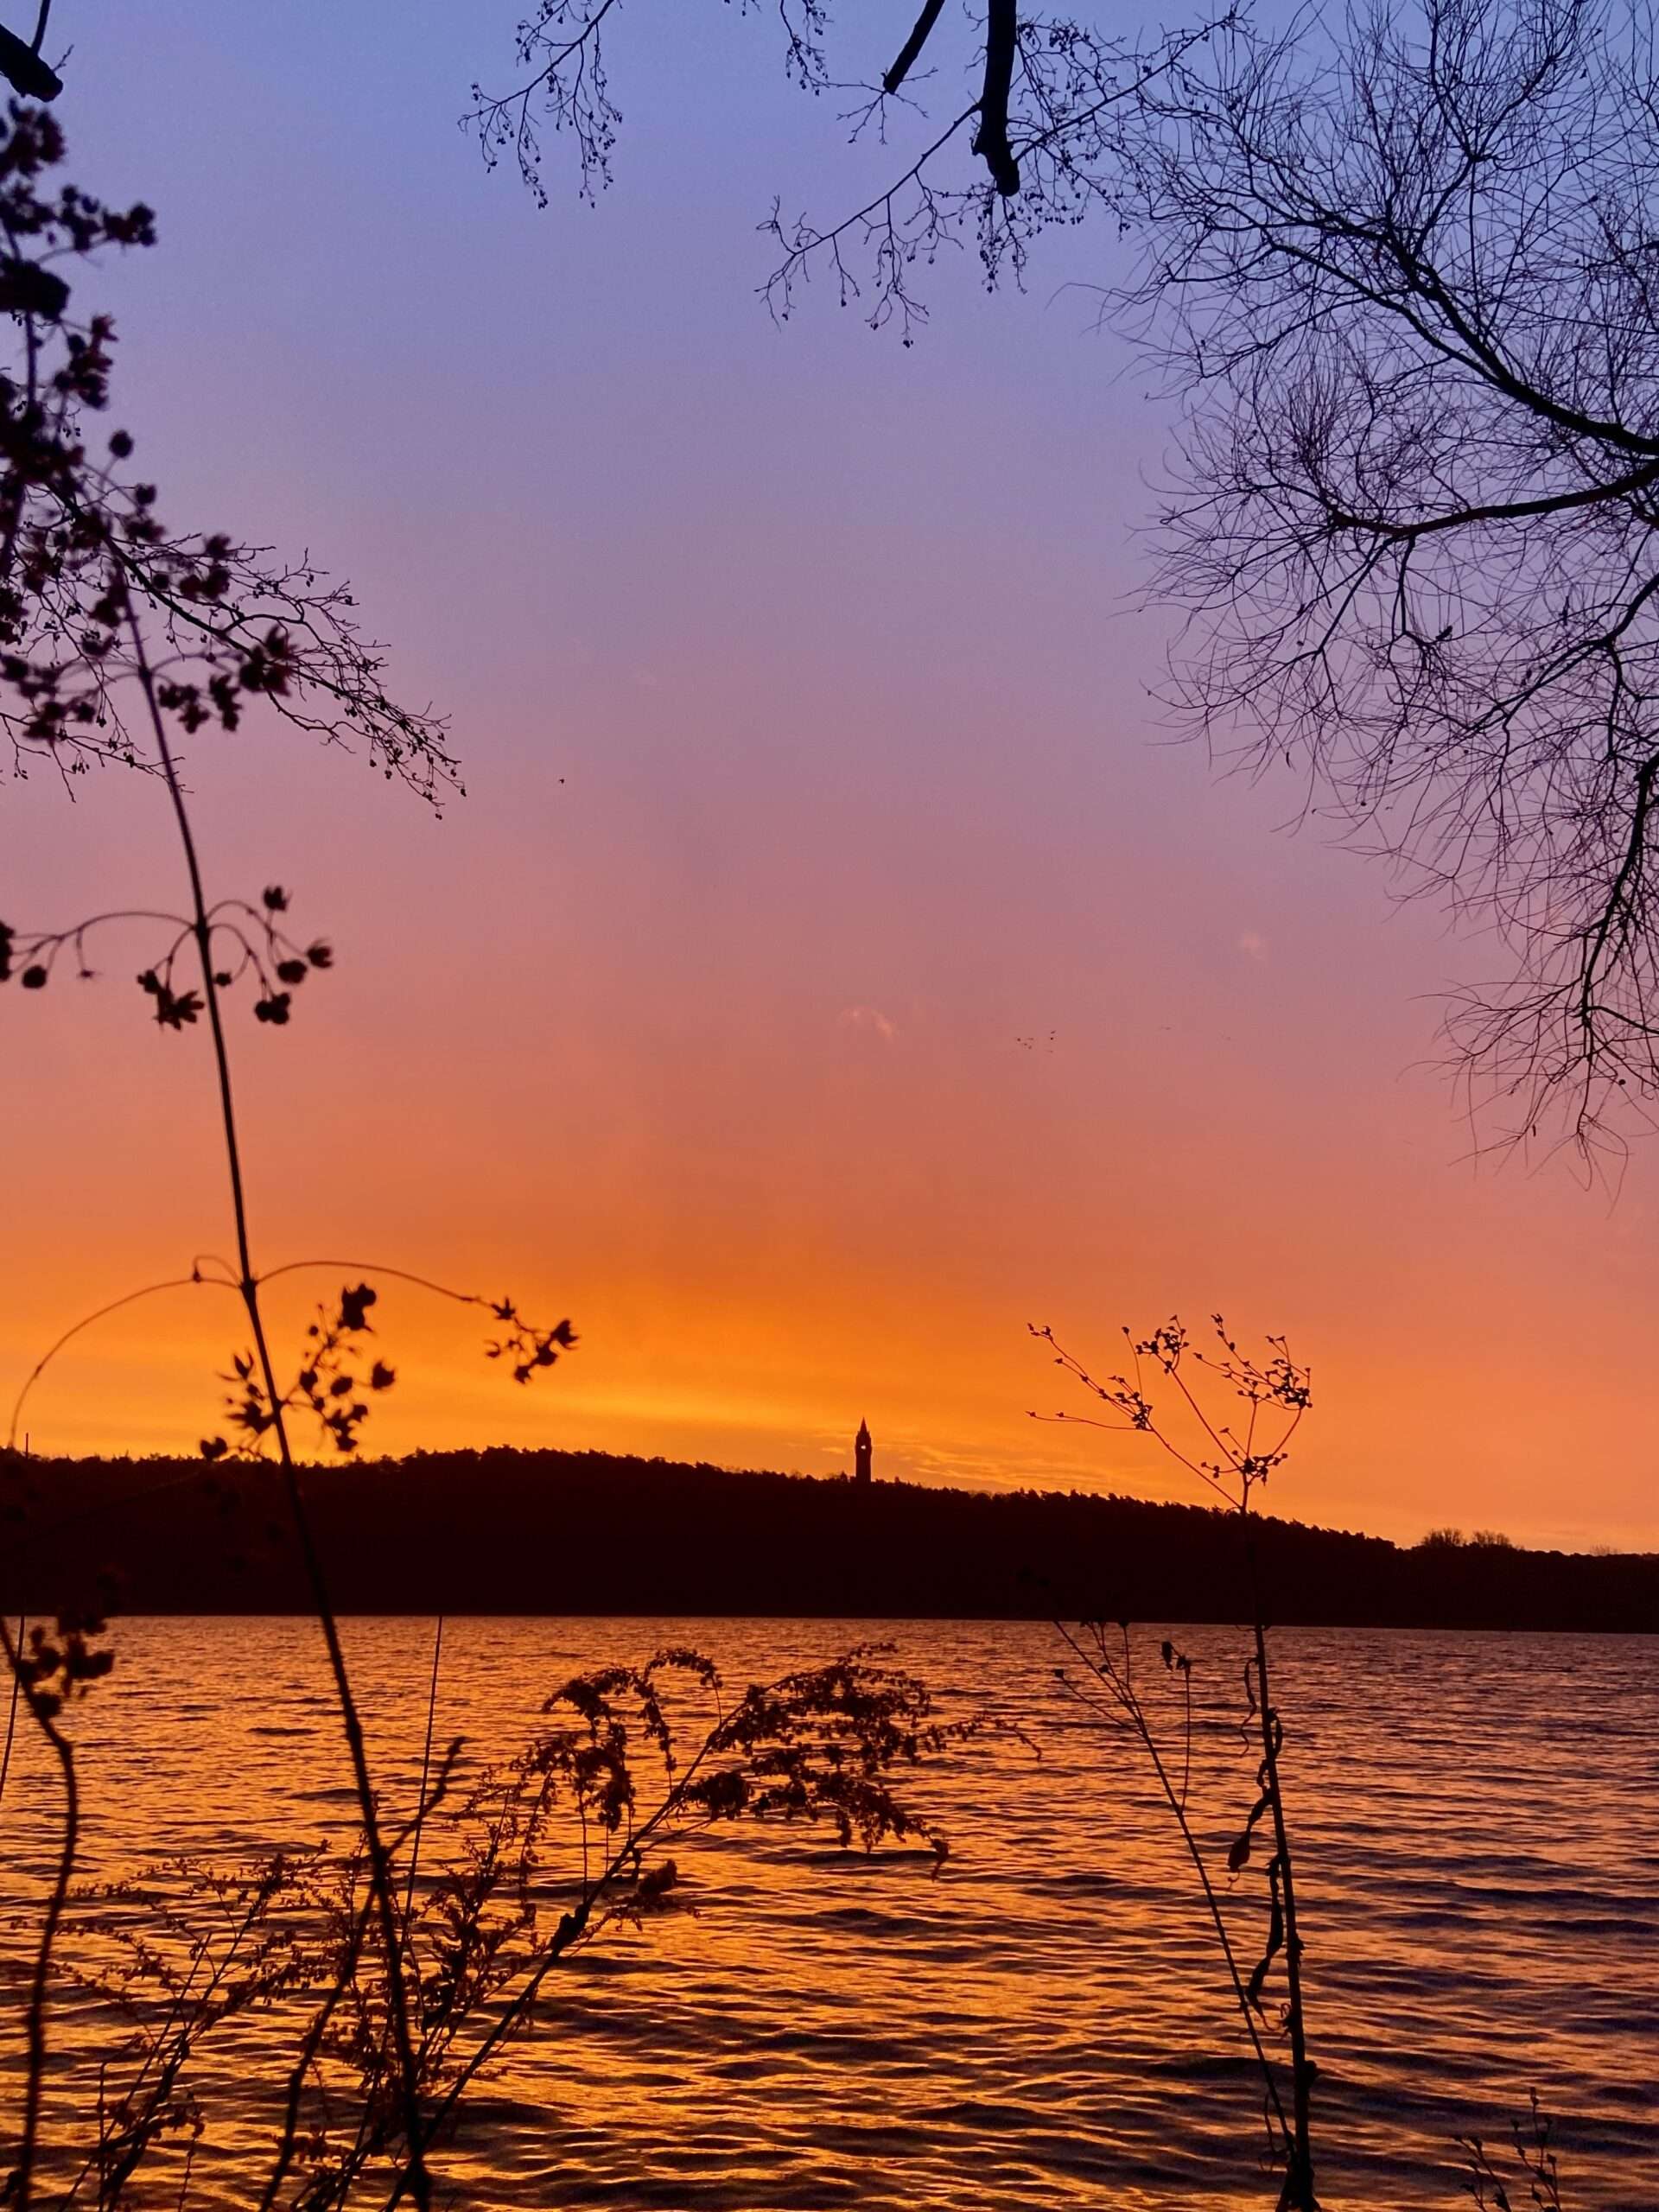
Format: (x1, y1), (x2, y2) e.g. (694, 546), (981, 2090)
(854, 1418), (872, 1485)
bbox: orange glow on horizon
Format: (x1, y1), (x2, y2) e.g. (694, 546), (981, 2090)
(5, 10), (1659, 1560)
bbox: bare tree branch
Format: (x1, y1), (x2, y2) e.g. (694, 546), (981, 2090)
(972, 0), (1021, 193)
(884, 0), (948, 94)
(465, 4), (1232, 335)
(1103, 0), (1659, 1154)
(0, 20), (60, 100)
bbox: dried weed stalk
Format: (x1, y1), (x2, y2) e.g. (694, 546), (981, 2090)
(1033, 1313), (1319, 2210)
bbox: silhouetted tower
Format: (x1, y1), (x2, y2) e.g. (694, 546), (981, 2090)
(855, 1418), (872, 1486)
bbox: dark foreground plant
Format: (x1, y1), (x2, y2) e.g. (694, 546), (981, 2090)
(2, 1644), (962, 2209)
(1459, 2092), (1564, 2210)
(1033, 1319), (1582, 2211)
(0, 100), (563, 2212)
(1033, 1313), (1319, 2211)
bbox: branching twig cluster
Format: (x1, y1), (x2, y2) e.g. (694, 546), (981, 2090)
(1459, 2090), (1565, 2209)
(0, 104), (456, 800)
(1029, 1312), (1309, 1510)
(2, 880), (331, 1029)
(462, 2), (1230, 343)
(196, 1275), (578, 1462)
(1103, 0), (1659, 1156)
(1035, 1312), (1319, 2211)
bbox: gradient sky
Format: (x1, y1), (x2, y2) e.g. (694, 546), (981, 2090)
(3, 1), (1657, 1550)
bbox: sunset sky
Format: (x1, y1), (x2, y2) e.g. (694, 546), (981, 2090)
(4, 0), (1657, 1552)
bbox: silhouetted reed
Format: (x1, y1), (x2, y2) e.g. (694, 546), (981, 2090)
(1033, 1313), (1319, 2209)
(1459, 2093), (1564, 2211)
(1033, 1318), (1587, 2208)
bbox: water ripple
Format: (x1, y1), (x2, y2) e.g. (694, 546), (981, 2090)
(1, 1618), (1654, 2207)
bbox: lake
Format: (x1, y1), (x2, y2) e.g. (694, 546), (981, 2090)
(1, 1618), (1655, 2208)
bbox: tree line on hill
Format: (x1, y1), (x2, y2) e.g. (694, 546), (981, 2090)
(3, 1447), (1653, 1630)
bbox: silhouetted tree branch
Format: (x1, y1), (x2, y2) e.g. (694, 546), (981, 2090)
(0, 105), (456, 798)
(884, 0), (948, 96)
(470, 0), (1659, 1157)
(1104, 0), (1659, 1156)
(465, 3), (1228, 341)
(972, 0), (1020, 195)
(0, 10), (60, 103)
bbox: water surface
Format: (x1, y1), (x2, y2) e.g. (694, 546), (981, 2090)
(2, 1618), (1654, 2208)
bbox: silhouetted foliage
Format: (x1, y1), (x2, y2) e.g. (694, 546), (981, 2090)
(5, 1645), (962, 2208)
(0, 105), (454, 798)
(1459, 2092), (1565, 2210)
(7, 1602), (112, 1723)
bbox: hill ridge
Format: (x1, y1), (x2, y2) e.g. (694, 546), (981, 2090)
(3, 1446), (1654, 1630)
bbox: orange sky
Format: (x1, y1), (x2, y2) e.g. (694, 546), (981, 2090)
(4, 3), (1657, 1553)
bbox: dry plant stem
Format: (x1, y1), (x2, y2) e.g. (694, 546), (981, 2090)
(0, 1609), (22, 1807)
(8, 1276), (239, 1450)
(1037, 1321), (1318, 2206)
(1234, 1506), (1313, 2212)
(257, 1883), (379, 2212)
(263, 1767), (456, 2210)
(127, 620), (433, 2212)
(1252, 1614), (1313, 2209)
(404, 1616), (444, 1937)
(319, 1618), (447, 2205)
(379, 1858), (638, 2203)
(383, 1910), (592, 2206)
(1056, 1623), (1294, 2162)
(379, 1689), (747, 2210)
(313, 1619), (446, 2205)
(57, 1879), (274, 2212)
(1251, 1609), (1313, 2212)
(0, 1610), (78, 2212)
